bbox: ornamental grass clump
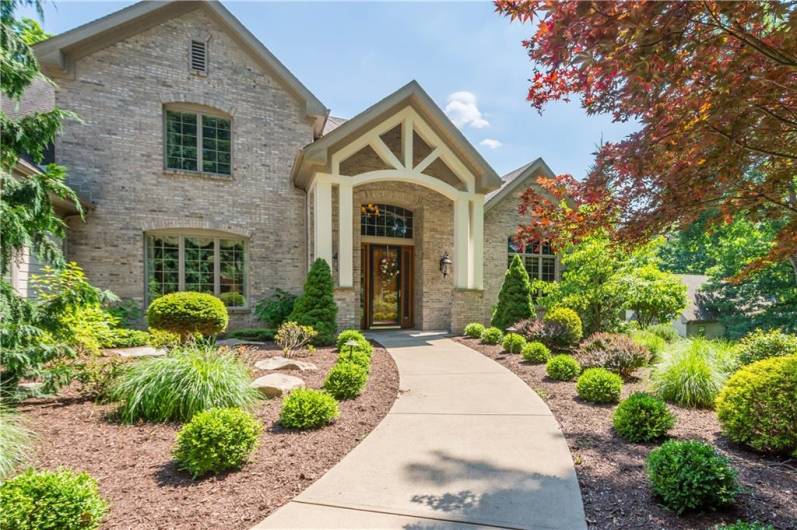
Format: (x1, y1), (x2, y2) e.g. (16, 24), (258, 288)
(480, 327), (503, 345)
(546, 354), (581, 381)
(576, 368), (623, 404)
(0, 468), (108, 530)
(646, 440), (739, 514)
(630, 329), (666, 359)
(521, 341), (550, 363)
(612, 392), (675, 442)
(173, 407), (262, 478)
(279, 388), (339, 430)
(110, 344), (260, 423)
(715, 355), (797, 456)
(502, 332), (526, 353)
(464, 322), (485, 339)
(323, 362), (369, 400)
(652, 339), (724, 408)
(0, 407), (32, 481)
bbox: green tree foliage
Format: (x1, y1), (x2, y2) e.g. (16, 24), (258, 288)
(660, 213), (797, 338)
(620, 264), (687, 327)
(288, 259), (338, 345)
(491, 254), (533, 330)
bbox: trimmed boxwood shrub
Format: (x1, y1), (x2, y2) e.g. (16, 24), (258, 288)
(288, 259), (338, 345)
(147, 291), (228, 340)
(464, 322), (486, 339)
(646, 440), (739, 514)
(279, 388), (339, 429)
(0, 468), (108, 530)
(576, 368), (623, 404)
(502, 333), (526, 354)
(490, 254), (533, 330)
(736, 329), (797, 366)
(218, 291), (245, 307)
(577, 332), (651, 377)
(173, 407), (262, 478)
(480, 327), (503, 345)
(521, 341), (550, 363)
(613, 392), (675, 442)
(336, 329), (373, 356)
(715, 355), (797, 455)
(323, 362), (369, 400)
(338, 349), (372, 372)
(546, 354), (581, 381)
(543, 307), (583, 349)
(110, 344), (260, 423)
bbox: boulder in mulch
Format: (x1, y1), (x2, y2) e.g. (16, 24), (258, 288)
(254, 356), (318, 372)
(106, 346), (166, 357)
(250, 373), (305, 398)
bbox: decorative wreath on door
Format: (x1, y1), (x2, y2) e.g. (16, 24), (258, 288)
(379, 254), (399, 281)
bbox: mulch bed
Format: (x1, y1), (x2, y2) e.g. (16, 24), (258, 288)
(19, 342), (399, 530)
(455, 337), (797, 530)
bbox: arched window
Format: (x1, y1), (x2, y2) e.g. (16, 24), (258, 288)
(508, 238), (557, 282)
(360, 204), (413, 239)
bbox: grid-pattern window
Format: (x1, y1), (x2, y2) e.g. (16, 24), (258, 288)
(147, 235), (179, 297)
(202, 116), (231, 175)
(360, 204), (413, 239)
(165, 109), (231, 175)
(146, 234), (246, 306)
(165, 111), (198, 171)
(507, 238), (557, 282)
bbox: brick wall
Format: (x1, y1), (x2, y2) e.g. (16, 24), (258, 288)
(52, 8), (315, 326)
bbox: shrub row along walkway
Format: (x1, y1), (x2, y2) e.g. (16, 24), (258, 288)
(254, 331), (586, 529)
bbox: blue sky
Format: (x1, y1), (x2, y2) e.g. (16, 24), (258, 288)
(26, 1), (637, 177)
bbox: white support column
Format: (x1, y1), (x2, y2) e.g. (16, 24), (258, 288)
(471, 195), (484, 289)
(453, 194), (470, 289)
(313, 179), (333, 268)
(338, 181), (353, 287)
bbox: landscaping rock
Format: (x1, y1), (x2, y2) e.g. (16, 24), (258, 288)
(106, 346), (166, 357)
(254, 356), (318, 372)
(250, 374), (305, 398)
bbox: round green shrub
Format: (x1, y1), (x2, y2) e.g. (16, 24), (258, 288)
(147, 292), (228, 339)
(543, 307), (583, 348)
(613, 392), (675, 442)
(646, 439), (739, 514)
(218, 291), (245, 307)
(736, 329), (797, 366)
(502, 332), (526, 354)
(480, 327), (503, 345)
(0, 468), (108, 530)
(279, 388), (339, 429)
(715, 355), (797, 455)
(521, 341), (551, 363)
(335, 329), (373, 355)
(576, 368), (623, 404)
(173, 407), (262, 478)
(323, 362), (369, 400)
(546, 354), (581, 381)
(577, 332), (651, 377)
(464, 322), (486, 339)
(110, 344), (260, 423)
(337, 349), (372, 372)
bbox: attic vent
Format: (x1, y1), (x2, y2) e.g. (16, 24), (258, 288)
(190, 40), (207, 73)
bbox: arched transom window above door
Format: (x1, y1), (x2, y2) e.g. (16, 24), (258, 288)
(360, 204), (413, 239)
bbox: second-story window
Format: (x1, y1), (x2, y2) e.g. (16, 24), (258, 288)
(165, 109), (231, 175)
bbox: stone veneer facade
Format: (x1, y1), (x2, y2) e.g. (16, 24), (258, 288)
(35, 4), (548, 333)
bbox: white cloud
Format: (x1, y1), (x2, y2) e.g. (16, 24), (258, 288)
(479, 138), (503, 150)
(445, 91), (489, 129)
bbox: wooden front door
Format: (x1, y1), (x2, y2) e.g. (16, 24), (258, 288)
(361, 243), (413, 329)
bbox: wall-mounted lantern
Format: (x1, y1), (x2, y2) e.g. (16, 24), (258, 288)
(439, 252), (452, 278)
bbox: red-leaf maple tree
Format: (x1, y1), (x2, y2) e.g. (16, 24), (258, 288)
(496, 0), (797, 281)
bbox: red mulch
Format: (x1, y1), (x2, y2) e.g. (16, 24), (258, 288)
(19, 343), (399, 530)
(455, 337), (797, 530)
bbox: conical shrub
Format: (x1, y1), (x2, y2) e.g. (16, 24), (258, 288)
(288, 258), (338, 345)
(491, 254), (533, 330)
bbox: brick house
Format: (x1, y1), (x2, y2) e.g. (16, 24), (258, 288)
(15, 0), (560, 332)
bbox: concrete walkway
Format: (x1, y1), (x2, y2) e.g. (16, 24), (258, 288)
(254, 331), (586, 530)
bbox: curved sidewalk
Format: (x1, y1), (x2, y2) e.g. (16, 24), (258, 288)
(255, 331), (586, 530)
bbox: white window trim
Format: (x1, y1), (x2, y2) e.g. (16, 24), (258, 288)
(145, 232), (248, 308)
(163, 104), (233, 177)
